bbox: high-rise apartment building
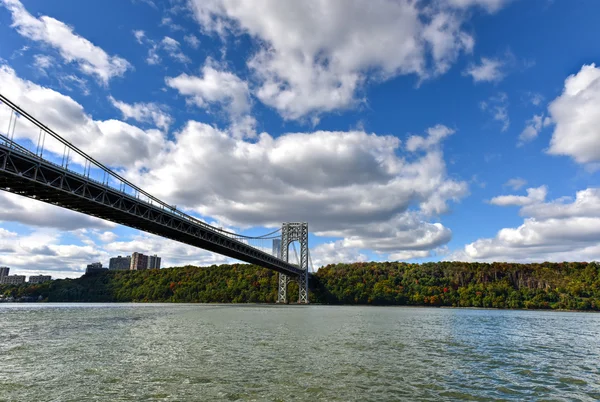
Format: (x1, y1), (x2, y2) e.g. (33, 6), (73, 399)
(130, 253), (161, 270)
(85, 262), (106, 275)
(147, 255), (161, 269)
(130, 252), (149, 270)
(109, 256), (131, 270)
(0, 275), (26, 285)
(272, 239), (282, 258)
(0, 267), (9, 281)
(28, 275), (52, 284)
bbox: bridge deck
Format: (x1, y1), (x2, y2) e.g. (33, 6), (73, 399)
(0, 143), (302, 276)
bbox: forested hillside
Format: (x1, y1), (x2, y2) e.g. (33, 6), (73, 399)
(2, 261), (600, 310)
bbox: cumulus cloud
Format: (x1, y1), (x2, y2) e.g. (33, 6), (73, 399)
(452, 187), (600, 262)
(97, 231), (118, 243)
(0, 227), (231, 278)
(1, 65), (466, 269)
(108, 96), (173, 132)
(0, 228), (108, 278)
(166, 63), (256, 136)
(464, 57), (505, 83)
(489, 186), (547, 207)
(310, 241), (368, 268)
(518, 113), (551, 145)
(547, 64), (600, 165)
(0, 65), (167, 169)
(406, 124), (455, 152)
(127, 122), (467, 260)
(187, 0), (511, 120)
(1, 0), (131, 84)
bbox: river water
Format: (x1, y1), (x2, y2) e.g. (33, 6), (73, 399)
(0, 304), (598, 401)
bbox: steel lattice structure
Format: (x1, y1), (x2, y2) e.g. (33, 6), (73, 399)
(277, 222), (309, 304)
(0, 93), (309, 284)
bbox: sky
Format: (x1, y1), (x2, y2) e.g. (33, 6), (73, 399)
(0, 0), (600, 278)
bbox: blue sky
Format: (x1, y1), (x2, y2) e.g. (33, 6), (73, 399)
(1, 0), (600, 278)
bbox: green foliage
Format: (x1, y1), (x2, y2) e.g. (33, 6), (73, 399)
(1, 261), (600, 310)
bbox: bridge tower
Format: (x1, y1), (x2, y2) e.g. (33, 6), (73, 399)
(277, 222), (309, 304)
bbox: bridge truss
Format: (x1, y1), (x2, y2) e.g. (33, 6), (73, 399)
(0, 93), (310, 302)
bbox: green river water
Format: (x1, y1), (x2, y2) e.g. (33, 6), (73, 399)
(0, 304), (598, 401)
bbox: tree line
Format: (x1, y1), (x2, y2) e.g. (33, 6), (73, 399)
(1, 261), (599, 310)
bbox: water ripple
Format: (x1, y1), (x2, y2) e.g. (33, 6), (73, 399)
(0, 304), (599, 401)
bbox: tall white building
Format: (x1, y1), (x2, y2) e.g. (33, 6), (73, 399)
(147, 255), (161, 269)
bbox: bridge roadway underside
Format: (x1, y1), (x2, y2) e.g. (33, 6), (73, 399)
(0, 144), (302, 277)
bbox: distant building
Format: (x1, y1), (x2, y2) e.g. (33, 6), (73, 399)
(147, 254), (161, 269)
(1, 275), (26, 285)
(109, 256), (131, 270)
(130, 252), (149, 270)
(28, 275), (52, 284)
(272, 239), (282, 258)
(130, 252), (161, 270)
(0, 267), (9, 281)
(85, 262), (107, 275)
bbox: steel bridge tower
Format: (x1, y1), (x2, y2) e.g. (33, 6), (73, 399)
(277, 222), (309, 304)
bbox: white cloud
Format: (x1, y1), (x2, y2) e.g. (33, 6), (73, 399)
(184, 34), (200, 49)
(1, 64), (466, 271)
(528, 92), (544, 106)
(310, 241), (367, 268)
(445, 0), (511, 13)
(146, 45), (161, 65)
(480, 92), (509, 131)
(464, 57), (504, 83)
(1, 0), (131, 84)
(489, 185), (547, 207)
(160, 16), (184, 31)
(166, 62), (256, 136)
(132, 32), (191, 65)
(108, 96), (173, 132)
(127, 122), (467, 260)
(58, 74), (90, 96)
(133, 29), (146, 44)
(0, 228), (109, 278)
(97, 231), (118, 243)
(33, 54), (53, 73)
(406, 124), (455, 152)
(547, 64), (600, 165)
(187, 0), (511, 120)
(160, 36), (191, 64)
(104, 232), (231, 268)
(0, 64), (167, 169)
(504, 177), (527, 191)
(452, 187), (600, 262)
(518, 113), (551, 145)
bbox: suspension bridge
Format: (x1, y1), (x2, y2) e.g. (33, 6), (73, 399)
(0, 93), (311, 304)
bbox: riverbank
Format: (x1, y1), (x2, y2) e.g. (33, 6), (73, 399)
(1, 261), (599, 310)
